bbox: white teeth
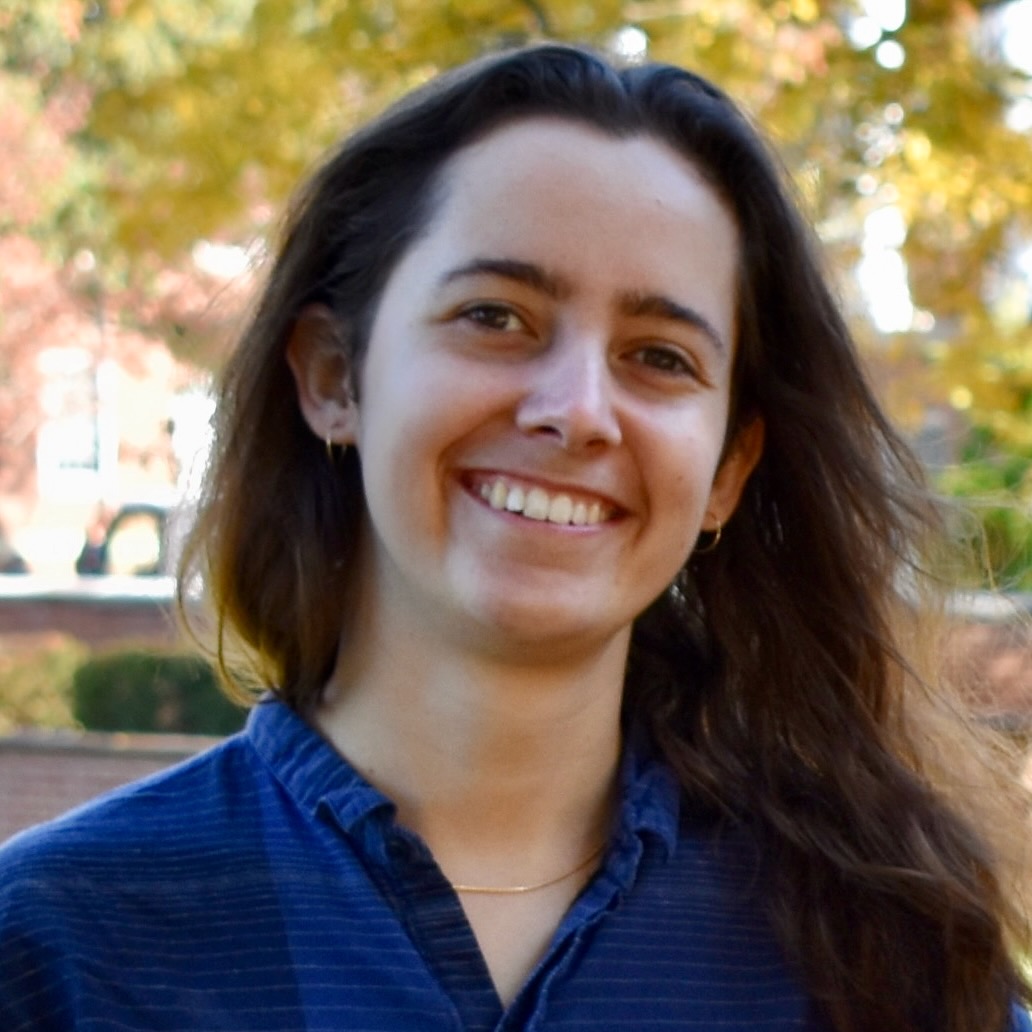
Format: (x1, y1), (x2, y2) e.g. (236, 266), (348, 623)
(547, 494), (573, 525)
(505, 485), (525, 513)
(477, 479), (608, 526)
(523, 487), (550, 521)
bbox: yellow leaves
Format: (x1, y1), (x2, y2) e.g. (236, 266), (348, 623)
(923, 314), (1032, 454)
(969, 189), (1006, 229)
(126, 3), (157, 30)
(787, 0), (820, 24)
(903, 130), (932, 167)
(950, 386), (974, 411)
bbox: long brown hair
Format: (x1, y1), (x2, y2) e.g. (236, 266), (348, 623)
(182, 43), (1031, 1031)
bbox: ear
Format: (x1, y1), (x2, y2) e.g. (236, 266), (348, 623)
(286, 304), (359, 447)
(703, 416), (765, 530)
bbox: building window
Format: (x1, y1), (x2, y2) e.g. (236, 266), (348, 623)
(35, 348), (115, 500)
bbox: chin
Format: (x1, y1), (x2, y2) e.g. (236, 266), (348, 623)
(460, 593), (631, 660)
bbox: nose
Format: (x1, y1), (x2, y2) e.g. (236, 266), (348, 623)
(515, 335), (622, 450)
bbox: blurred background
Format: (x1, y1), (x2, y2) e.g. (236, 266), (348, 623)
(1, 0), (1030, 833)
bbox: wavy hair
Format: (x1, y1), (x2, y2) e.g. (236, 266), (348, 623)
(182, 42), (1030, 1032)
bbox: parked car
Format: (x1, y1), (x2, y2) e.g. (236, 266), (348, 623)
(75, 500), (192, 577)
(0, 528), (28, 574)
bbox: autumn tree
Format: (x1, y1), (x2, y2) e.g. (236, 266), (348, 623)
(0, 2), (96, 499)
(0, 0), (237, 524)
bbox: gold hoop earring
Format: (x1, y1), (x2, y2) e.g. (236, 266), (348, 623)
(694, 519), (722, 555)
(325, 434), (335, 462)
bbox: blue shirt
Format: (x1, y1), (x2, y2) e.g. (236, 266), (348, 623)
(0, 698), (1027, 1032)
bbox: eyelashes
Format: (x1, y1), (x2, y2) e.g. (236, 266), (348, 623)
(458, 302), (529, 333)
(449, 299), (711, 387)
(627, 344), (703, 381)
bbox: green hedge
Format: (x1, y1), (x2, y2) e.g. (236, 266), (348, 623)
(0, 636), (85, 734)
(72, 649), (246, 736)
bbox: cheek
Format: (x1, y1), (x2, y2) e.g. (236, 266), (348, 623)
(639, 409), (728, 499)
(666, 469), (711, 539)
(354, 390), (463, 544)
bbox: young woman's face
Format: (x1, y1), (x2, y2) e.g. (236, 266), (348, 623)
(339, 118), (760, 658)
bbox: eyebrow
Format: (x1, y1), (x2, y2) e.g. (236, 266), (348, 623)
(440, 257), (726, 353)
(618, 290), (727, 354)
(440, 258), (570, 298)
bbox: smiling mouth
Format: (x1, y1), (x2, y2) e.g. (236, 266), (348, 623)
(473, 477), (613, 527)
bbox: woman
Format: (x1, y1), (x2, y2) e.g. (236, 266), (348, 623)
(1, 43), (1029, 1032)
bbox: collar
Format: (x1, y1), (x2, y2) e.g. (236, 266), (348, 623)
(246, 696), (396, 831)
(246, 696), (680, 857)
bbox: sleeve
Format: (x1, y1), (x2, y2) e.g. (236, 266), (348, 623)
(0, 846), (80, 1032)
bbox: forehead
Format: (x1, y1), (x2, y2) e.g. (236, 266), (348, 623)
(427, 118), (734, 270)
(418, 117), (739, 314)
(436, 116), (732, 230)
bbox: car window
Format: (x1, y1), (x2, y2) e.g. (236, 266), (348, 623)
(105, 511), (164, 575)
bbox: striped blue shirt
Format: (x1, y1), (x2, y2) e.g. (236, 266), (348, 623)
(0, 698), (1027, 1031)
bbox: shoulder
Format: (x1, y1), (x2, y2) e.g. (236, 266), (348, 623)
(0, 697), (341, 909)
(0, 724), (317, 1030)
(0, 731), (261, 897)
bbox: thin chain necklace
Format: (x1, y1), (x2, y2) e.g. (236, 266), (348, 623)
(450, 843), (606, 896)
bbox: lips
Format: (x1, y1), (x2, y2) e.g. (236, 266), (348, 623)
(470, 475), (614, 526)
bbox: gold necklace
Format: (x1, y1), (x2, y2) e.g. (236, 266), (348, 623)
(450, 843), (606, 896)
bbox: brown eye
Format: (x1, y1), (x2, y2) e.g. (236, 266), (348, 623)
(461, 304), (526, 332)
(632, 344), (698, 378)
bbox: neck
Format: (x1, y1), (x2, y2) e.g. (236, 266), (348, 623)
(315, 612), (628, 881)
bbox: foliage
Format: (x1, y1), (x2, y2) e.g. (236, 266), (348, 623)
(0, 635), (86, 734)
(72, 648), (246, 735)
(937, 426), (1032, 590)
